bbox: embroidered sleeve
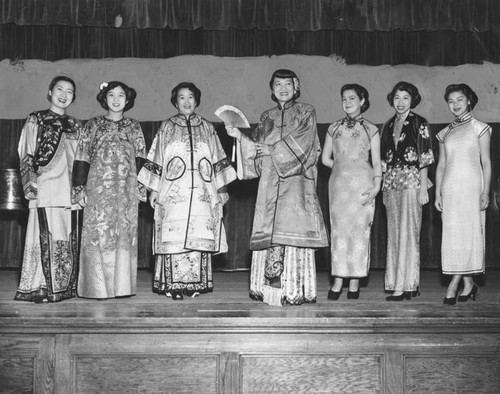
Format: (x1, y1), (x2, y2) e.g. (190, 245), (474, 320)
(238, 118), (260, 180)
(271, 107), (319, 178)
(207, 122), (237, 204)
(71, 119), (98, 203)
(137, 122), (166, 193)
(132, 120), (147, 201)
(17, 114), (39, 200)
(417, 120), (434, 169)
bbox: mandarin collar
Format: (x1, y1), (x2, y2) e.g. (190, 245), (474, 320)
(277, 100), (296, 111)
(171, 113), (202, 127)
(342, 114), (363, 128)
(453, 111), (472, 125)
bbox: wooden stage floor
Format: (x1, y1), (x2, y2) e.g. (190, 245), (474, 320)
(1, 268), (499, 332)
(1, 269), (500, 393)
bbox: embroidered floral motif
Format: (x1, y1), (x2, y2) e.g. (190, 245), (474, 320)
(381, 112), (434, 193)
(382, 165), (421, 191)
(419, 124), (430, 139)
(385, 149), (394, 163)
(420, 149), (435, 168)
(32, 111), (80, 169)
(52, 240), (73, 290)
(404, 146), (418, 162)
(199, 189), (212, 203)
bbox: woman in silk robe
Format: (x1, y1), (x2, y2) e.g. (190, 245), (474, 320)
(321, 84), (381, 301)
(380, 81), (434, 301)
(227, 69), (328, 306)
(138, 82), (237, 300)
(72, 81), (146, 299)
(15, 76), (82, 303)
(435, 84), (491, 305)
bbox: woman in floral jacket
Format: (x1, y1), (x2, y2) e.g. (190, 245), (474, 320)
(380, 81), (434, 301)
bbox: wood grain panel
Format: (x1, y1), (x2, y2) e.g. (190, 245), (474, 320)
(405, 355), (500, 394)
(74, 355), (218, 394)
(0, 356), (35, 393)
(241, 354), (382, 394)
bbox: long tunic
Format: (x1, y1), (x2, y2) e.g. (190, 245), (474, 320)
(137, 113), (236, 293)
(380, 111), (434, 292)
(72, 116), (146, 298)
(436, 113), (490, 274)
(239, 101), (328, 250)
(327, 116), (378, 278)
(15, 109), (82, 302)
(238, 101), (328, 304)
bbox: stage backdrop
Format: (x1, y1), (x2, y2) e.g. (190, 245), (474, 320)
(2, 56), (500, 123)
(1, 55), (499, 271)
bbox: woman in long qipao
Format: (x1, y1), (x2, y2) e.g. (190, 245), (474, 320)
(138, 82), (236, 300)
(381, 81), (434, 301)
(321, 84), (381, 300)
(72, 81), (146, 299)
(15, 76), (82, 303)
(435, 84), (491, 305)
(227, 69), (328, 306)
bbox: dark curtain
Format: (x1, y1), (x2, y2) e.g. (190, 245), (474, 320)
(2, 0), (499, 31)
(2, 24), (500, 66)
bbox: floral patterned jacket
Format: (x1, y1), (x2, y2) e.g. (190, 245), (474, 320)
(380, 111), (434, 192)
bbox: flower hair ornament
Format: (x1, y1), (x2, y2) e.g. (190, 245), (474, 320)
(99, 82), (108, 91)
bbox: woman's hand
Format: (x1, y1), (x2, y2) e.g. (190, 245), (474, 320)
(149, 191), (158, 209)
(480, 192), (490, 211)
(78, 196), (87, 208)
(255, 143), (270, 156)
(225, 125), (241, 140)
(361, 185), (380, 206)
(435, 192), (443, 212)
(419, 187), (429, 205)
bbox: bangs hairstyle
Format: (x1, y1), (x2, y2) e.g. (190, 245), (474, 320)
(97, 81), (137, 112)
(47, 75), (77, 103)
(170, 82), (201, 108)
(341, 83), (370, 113)
(444, 83), (478, 110)
(387, 81), (421, 109)
(269, 69), (301, 103)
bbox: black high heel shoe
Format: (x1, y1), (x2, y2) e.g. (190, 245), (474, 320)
(327, 289), (342, 300)
(386, 292), (411, 301)
(411, 287), (420, 297)
(443, 291), (458, 305)
(347, 290), (360, 300)
(458, 284), (479, 302)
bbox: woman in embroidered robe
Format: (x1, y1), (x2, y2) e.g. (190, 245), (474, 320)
(380, 81), (434, 301)
(15, 76), (82, 303)
(435, 84), (491, 305)
(227, 69), (328, 305)
(138, 82), (236, 300)
(72, 81), (146, 299)
(321, 84), (381, 301)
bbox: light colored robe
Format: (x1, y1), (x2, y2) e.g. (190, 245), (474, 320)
(138, 113), (237, 255)
(15, 109), (82, 302)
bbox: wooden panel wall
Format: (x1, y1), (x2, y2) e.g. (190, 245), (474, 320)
(1, 331), (499, 393)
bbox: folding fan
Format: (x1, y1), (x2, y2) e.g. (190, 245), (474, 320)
(214, 105), (250, 128)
